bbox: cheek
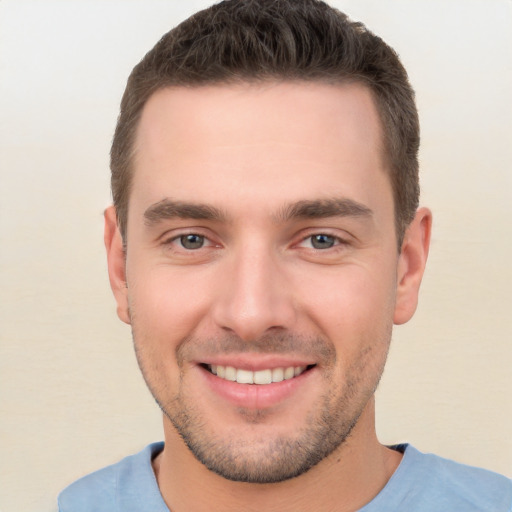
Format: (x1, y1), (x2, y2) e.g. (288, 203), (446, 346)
(297, 263), (397, 342)
(126, 262), (215, 345)
(126, 266), (213, 397)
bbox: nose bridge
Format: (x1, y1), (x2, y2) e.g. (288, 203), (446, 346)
(212, 238), (295, 341)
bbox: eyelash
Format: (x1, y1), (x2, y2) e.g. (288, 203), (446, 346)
(162, 231), (348, 253)
(163, 232), (213, 250)
(298, 233), (347, 250)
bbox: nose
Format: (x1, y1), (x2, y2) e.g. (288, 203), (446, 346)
(211, 243), (297, 342)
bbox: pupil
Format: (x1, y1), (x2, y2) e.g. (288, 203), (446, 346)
(312, 234), (335, 249)
(181, 234), (204, 249)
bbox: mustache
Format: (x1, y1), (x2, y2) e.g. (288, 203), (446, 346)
(176, 331), (336, 365)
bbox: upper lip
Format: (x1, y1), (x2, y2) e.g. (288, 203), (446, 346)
(196, 355), (316, 371)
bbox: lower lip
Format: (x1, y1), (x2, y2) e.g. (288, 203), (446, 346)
(200, 366), (315, 409)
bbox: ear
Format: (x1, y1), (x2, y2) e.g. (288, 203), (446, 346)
(394, 207), (432, 325)
(104, 205), (131, 325)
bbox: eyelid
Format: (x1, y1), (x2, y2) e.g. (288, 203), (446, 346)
(159, 225), (210, 240)
(294, 228), (352, 247)
(160, 227), (220, 248)
(297, 234), (347, 250)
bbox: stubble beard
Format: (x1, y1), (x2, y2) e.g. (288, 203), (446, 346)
(132, 330), (390, 484)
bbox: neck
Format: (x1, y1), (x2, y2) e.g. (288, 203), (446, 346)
(153, 399), (402, 512)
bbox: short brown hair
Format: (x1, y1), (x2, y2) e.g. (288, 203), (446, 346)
(111, 0), (419, 246)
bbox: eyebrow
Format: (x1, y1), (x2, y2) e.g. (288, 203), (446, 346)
(144, 198), (226, 226)
(275, 198), (373, 222)
(143, 196), (373, 228)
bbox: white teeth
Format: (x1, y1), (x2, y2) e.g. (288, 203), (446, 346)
(253, 369), (272, 384)
(284, 367), (295, 380)
(271, 367), (284, 383)
(236, 369), (254, 384)
(225, 366), (236, 382)
(208, 364), (307, 384)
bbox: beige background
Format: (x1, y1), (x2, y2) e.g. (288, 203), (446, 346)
(0, 1), (511, 511)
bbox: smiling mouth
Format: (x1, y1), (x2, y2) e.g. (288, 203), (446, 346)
(203, 364), (315, 385)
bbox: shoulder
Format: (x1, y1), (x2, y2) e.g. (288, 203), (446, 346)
(58, 442), (165, 512)
(386, 444), (512, 511)
(58, 460), (117, 512)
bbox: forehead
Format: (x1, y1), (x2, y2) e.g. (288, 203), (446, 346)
(130, 81), (390, 218)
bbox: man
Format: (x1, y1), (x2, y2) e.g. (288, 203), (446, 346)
(58, 0), (512, 510)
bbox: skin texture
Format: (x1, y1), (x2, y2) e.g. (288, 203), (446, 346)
(105, 81), (431, 511)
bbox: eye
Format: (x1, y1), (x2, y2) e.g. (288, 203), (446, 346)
(179, 234), (205, 250)
(309, 234), (337, 249)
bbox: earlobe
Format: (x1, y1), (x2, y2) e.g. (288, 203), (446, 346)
(393, 207), (432, 325)
(104, 206), (131, 325)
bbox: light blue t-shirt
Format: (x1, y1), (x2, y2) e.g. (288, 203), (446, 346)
(58, 442), (512, 511)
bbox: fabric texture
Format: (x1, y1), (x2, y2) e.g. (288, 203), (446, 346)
(58, 442), (512, 512)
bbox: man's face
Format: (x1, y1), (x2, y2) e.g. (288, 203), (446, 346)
(106, 82), (424, 483)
